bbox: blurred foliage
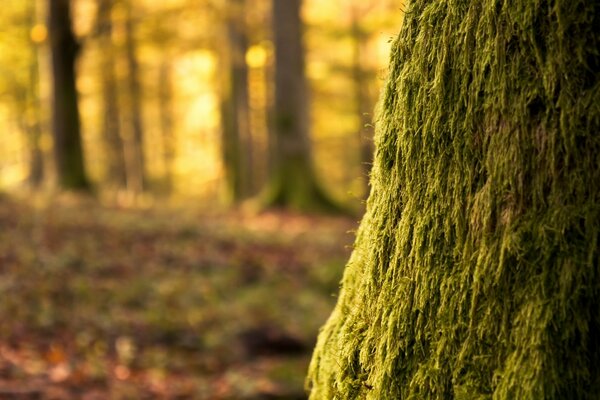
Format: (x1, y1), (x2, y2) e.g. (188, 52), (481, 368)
(0, 0), (400, 206)
(0, 193), (356, 398)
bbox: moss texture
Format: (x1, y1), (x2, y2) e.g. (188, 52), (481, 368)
(307, 0), (600, 398)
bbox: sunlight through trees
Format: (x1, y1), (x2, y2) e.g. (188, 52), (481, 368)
(0, 0), (399, 209)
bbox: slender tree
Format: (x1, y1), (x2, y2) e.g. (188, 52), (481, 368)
(14, 0), (45, 187)
(308, 0), (600, 398)
(48, 0), (90, 190)
(264, 0), (340, 213)
(97, 0), (127, 190)
(219, 0), (253, 203)
(158, 59), (175, 192)
(25, 55), (45, 187)
(122, 0), (145, 194)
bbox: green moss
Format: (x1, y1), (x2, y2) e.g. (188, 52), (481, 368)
(307, 0), (600, 398)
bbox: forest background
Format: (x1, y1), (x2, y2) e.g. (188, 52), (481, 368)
(0, 0), (401, 398)
(0, 0), (399, 208)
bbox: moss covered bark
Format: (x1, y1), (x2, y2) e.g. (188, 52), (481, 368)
(307, 0), (600, 398)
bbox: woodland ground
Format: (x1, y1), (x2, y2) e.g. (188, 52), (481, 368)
(0, 193), (356, 399)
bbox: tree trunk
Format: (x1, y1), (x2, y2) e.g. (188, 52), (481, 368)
(16, 81), (44, 188)
(48, 0), (90, 191)
(123, 0), (145, 194)
(220, 0), (252, 203)
(25, 62), (45, 188)
(23, 0), (45, 187)
(264, 0), (341, 213)
(97, 0), (127, 190)
(158, 59), (175, 193)
(308, 1), (600, 398)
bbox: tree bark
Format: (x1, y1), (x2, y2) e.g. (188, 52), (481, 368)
(264, 0), (341, 213)
(48, 0), (90, 191)
(308, 0), (600, 398)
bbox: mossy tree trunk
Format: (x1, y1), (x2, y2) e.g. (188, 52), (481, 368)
(264, 0), (340, 213)
(308, 0), (600, 398)
(48, 0), (90, 191)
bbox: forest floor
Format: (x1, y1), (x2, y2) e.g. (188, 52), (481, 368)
(0, 193), (357, 399)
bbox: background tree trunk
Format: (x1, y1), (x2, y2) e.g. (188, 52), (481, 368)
(219, 0), (252, 204)
(48, 0), (89, 191)
(308, 0), (600, 398)
(158, 59), (175, 193)
(264, 0), (341, 213)
(123, 0), (145, 194)
(25, 58), (45, 188)
(18, 0), (46, 187)
(97, 0), (127, 190)
(350, 6), (375, 199)
(16, 79), (44, 188)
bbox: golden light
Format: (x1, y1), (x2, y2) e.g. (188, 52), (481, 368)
(246, 44), (268, 68)
(40, 133), (53, 152)
(376, 33), (396, 65)
(30, 24), (48, 44)
(307, 60), (329, 80)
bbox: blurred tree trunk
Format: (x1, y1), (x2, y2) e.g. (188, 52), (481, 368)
(48, 0), (90, 191)
(308, 0), (600, 398)
(25, 57), (45, 187)
(22, 0), (45, 187)
(123, 0), (145, 194)
(15, 82), (44, 188)
(97, 0), (127, 190)
(219, 0), (253, 203)
(264, 0), (340, 213)
(158, 59), (175, 192)
(15, 72), (44, 188)
(350, 7), (375, 199)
